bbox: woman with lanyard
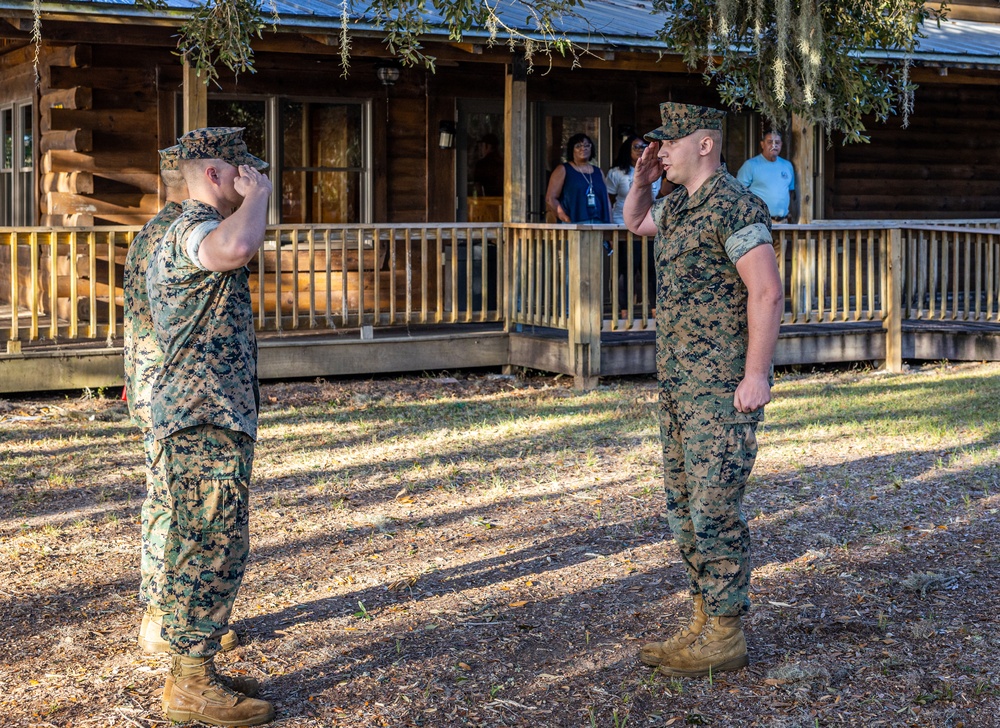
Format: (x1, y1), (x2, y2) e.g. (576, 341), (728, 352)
(543, 133), (612, 320)
(545, 133), (611, 225)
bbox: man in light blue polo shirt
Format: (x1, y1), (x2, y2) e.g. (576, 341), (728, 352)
(736, 130), (796, 223)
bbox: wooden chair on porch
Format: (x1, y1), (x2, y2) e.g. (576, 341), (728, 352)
(468, 196), (503, 223)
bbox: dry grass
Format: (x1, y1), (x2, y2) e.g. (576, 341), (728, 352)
(0, 362), (998, 727)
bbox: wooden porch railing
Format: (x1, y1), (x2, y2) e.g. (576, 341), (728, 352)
(257, 224), (503, 330)
(0, 223), (503, 352)
(503, 224), (608, 385)
(504, 224), (656, 332)
(0, 227), (138, 349)
(900, 225), (1000, 322)
(505, 223), (896, 330)
(3, 220), (1000, 381)
(501, 221), (1000, 380)
(773, 225), (889, 324)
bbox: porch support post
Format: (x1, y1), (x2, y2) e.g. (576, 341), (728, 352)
(504, 57), (528, 223)
(790, 114), (814, 223)
(568, 227), (603, 389)
(181, 58), (208, 133)
(501, 224), (518, 375)
(883, 227), (903, 372)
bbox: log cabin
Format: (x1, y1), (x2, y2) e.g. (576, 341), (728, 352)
(1, 0), (999, 392)
(0, 0), (998, 228)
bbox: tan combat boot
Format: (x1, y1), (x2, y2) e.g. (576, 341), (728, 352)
(639, 594), (707, 666)
(657, 615), (748, 677)
(162, 671), (261, 713)
(165, 655), (275, 726)
(139, 605), (239, 654)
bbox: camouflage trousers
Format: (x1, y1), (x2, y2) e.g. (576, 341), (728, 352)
(658, 385), (760, 617)
(139, 429), (169, 606)
(152, 424), (254, 657)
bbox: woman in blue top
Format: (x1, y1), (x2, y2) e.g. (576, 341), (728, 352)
(545, 133), (611, 224)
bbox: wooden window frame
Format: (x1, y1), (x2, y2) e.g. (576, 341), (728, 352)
(1, 100), (35, 226)
(175, 93), (373, 225)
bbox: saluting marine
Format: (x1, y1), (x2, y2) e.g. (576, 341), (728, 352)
(623, 102), (785, 677)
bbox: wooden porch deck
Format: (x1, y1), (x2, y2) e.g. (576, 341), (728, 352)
(509, 318), (1000, 379)
(5, 317), (1000, 395)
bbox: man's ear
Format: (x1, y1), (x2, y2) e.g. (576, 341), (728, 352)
(204, 164), (221, 186)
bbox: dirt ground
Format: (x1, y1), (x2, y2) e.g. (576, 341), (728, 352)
(0, 367), (998, 727)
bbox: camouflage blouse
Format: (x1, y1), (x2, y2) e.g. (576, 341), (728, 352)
(146, 200), (259, 441)
(123, 202), (183, 431)
(652, 166), (772, 391)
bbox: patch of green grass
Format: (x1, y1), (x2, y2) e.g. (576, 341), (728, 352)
(770, 365), (1000, 444)
(974, 679), (1000, 698)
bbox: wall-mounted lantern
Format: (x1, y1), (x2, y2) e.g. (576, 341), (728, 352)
(438, 120), (456, 150)
(376, 60), (402, 87)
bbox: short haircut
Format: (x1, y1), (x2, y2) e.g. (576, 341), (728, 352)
(161, 169), (185, 189)
(178, 157), (217, 186)
(762, 129), (783, 140)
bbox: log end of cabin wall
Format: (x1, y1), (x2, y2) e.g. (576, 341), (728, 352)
(42, 171), (95, 195)
(41, 213), (95, 227)
(40, 127), (93, 153)
(38, 43), (160, 227)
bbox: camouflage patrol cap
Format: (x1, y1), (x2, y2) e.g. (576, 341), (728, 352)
(158, 144), (183, 172)
(644, 102), (726, 142)
(176, 126), (269, 171)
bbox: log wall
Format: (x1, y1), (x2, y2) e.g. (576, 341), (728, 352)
(826, 83), (1000, 220)
(34, 43), (169, 226)
(0, 43), (37, 104)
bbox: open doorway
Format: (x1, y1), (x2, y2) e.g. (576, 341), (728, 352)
(456, 99), (504, 222)
(530, 102), (612, 222)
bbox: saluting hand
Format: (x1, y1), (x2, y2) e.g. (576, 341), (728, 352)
(633, 142), (663, 188)
(234, 165), (273, 199)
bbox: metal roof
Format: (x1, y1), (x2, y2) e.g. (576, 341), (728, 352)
(903, 15), (1000, 64)
(6, 0), (1000, 66)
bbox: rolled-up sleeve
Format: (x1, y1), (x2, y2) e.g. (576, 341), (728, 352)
(724, 222), (772, 264)
(184, 220), (221, 270)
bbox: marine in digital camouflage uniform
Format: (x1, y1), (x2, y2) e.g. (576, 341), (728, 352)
(124, 143), (243, 656)
(622, 103), (784, 678)
(124, 145), (185, 614)
(146, 127), (275, 726)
